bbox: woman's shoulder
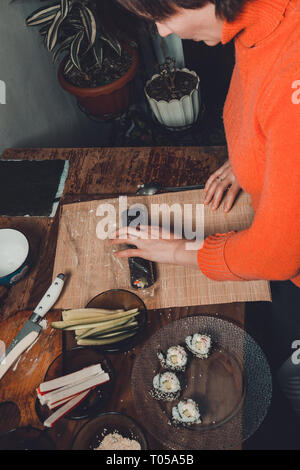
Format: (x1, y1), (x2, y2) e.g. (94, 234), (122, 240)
(257, 37), (300, 131)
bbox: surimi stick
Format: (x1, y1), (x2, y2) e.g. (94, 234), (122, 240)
(46, 387), (96, 410)
(38, 372), (107, 405)
(38, 363), (103, 394)
(43, 390), (90, 428)
(38, 371), (108, 406)
(40, 372), (110, 406)
(47, 395), (78, 410)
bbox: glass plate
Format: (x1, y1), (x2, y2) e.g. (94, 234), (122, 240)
(154, 347), (245, 431)
(35, 347), (114, 422)
(131, 315), (272, 450)
(85, 289), (148, 353)
(72, 412), (148, 450)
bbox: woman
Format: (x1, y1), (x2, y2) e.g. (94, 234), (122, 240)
(111, 0), (300, 422)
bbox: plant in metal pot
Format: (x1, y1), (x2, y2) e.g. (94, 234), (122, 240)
(25, 0), (139, 118)
(145, 41), (201, 130)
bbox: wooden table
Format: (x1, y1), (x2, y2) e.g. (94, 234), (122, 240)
(0, 146), (245, 450)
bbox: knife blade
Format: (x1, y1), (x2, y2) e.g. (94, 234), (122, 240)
(0, 273), (65, 380)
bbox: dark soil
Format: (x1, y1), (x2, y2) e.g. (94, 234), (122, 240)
(64, 47), (133, 88)
(146, 71), (198, 102)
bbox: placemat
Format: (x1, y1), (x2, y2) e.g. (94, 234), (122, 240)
(52, 190), (271, 309)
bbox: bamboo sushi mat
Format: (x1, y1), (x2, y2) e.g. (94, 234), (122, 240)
(53, 190), (271, 309)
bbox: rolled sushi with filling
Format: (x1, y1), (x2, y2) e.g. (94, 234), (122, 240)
(157, 345), (188, 372)
(171, 399), (202, 427)
(185, 333), (211, 359)
(150, 371), (182, 401)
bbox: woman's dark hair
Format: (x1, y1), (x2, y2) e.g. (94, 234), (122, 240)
(115, 0), (247, 22)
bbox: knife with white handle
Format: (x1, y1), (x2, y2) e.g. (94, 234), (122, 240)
(0, 273), (65, 381)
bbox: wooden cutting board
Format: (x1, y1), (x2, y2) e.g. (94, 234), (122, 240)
(0, 310), (62, 430)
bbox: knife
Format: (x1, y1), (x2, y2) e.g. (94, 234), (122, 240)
(0, 273), (65, 381)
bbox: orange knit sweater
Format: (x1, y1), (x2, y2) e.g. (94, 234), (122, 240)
(197, 0), (300, 286)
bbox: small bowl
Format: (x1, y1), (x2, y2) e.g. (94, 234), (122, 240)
(72, 412), (148, 450)
(0, 229), (30, 286)
(35, 347), (114, 423)
(83, 289), (148, 353)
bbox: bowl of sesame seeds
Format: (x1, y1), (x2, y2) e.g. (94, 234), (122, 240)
(71, 412), (148, 450)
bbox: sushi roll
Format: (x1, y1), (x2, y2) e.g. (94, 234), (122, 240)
(171, 399), (202, 427)
(157, 345), (188, 372)
(121, 208), (156, 289)
(150, 371), (182, 401)
(185, 333), (211, 359)
(128, 256), (156, 289)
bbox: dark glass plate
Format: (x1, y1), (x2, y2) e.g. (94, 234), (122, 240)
(154, 346), (245, 431)
(35, 347), (114, 423)
(65, 289), (148, 354)
(132, 315), (272, 450)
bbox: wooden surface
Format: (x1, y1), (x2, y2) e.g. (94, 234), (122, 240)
(0, 310), (62, 430)
(0, 146), (245, 450)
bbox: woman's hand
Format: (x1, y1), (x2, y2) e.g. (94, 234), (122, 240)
(109, 225), (199, 267)
(204, 160), (241, 212)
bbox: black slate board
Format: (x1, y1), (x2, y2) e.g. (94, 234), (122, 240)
(0, 160), (66, 216)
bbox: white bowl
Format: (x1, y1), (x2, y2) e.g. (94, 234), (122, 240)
(0, 229), (30, 285)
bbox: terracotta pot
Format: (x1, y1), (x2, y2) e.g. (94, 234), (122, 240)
(58, 45), (138, 119)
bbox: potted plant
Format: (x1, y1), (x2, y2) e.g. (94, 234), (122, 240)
(26, 0), (139, 119)
(145, 55), (201, 130)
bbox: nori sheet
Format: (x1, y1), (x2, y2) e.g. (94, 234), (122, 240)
(0, 160), (66, 216)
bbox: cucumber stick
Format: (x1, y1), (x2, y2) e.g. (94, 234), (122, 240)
(62, 308), (126, 321)
(77, 331), (136, 346)
(76, 322), (138, 339)
(88, 326), (139, 340)
(61, 308), (139, 324)
(51, 310), (140, 330)
(74, 319), (138, 337)
(77, 320), (138, 339)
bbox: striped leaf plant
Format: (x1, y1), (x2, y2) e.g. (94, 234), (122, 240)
(26, 0), (123, 79)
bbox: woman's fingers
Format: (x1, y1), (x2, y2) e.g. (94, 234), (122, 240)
(203, 160), (241, 212)
(204, 160), (230, 192)
(109, 230), (145, 257)
(110, 225), (170, 242)
(222, 183), (241, 212)
(203, 179), (219, 205)
(114, 248), (144, 258)
(209, 181), (232, 210)
(204, 170), (231, 203)
(110, 226), (147, 240)
(204, 173), (232, 207)
(204, 179), (241, 212)
(110, 237), (139, 246)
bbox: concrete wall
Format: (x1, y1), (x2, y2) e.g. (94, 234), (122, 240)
(0, 0), (108, 155)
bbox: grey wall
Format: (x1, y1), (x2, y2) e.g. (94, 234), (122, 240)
(0, 0), (108, 155)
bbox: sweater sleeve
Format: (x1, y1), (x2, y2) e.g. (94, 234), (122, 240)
(198, 66), (300, 282)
